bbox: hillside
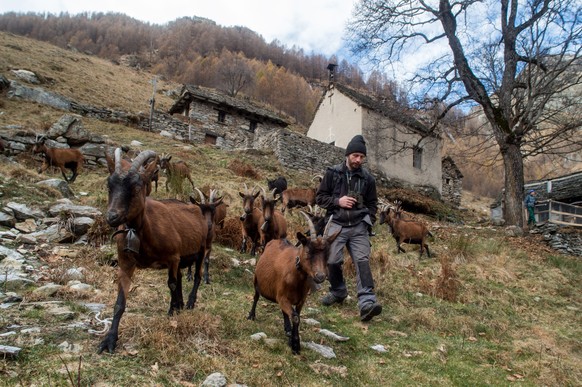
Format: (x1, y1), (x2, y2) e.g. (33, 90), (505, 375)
(1, 33), (581, 386)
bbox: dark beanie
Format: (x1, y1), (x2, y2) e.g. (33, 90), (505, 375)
(345, 135), (367, 156)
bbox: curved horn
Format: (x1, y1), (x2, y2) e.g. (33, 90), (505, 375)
(270, 188), (278, 199)
(194, 187), (205, 204)
(209, 189), (217, 203)
(300, 211), (317, 241)
(312, 174), (323, 182)
(114, 147), (123, 174)
(129, 150), (156, 174)
(243, 183), (249, 195)
(323, 215), (334, 238)
(260, 186), (266, 197)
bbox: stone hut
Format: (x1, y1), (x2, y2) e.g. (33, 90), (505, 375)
(441, 156), (463, 207)
(168, 85), (290, 150)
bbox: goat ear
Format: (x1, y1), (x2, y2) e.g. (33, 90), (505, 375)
(239, 192), (245, 198)
(296, 232), (309, 246)
(105, 151), (115, 174)
(189, 195), (200, 206)
(142, 157), (158, 180)
(253, 190), (261, 199)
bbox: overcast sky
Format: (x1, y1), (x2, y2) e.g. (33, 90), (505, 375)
(0, 0), (357, 58)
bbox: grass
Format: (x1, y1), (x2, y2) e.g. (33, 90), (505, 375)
(1, 32), (581, 386)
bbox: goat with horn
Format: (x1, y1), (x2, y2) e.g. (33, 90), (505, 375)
(248, 213), (340, 354)
(99, 148), (209, 354)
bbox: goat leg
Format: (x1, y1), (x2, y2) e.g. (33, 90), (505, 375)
(203, 251), (211, 284)
(167, 265), (183, 315)
(290, 309), (301, 354)
(186, 252), (204, 309)
(247, 287), (260, 320)
(282, 311), (292, 337)
(240, 236), (247, 254)
(98, 288), (126, 354)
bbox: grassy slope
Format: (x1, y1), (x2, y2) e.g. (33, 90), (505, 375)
(0, 32), (581, 386)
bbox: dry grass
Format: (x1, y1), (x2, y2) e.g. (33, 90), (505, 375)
(0, 32), (581, 386)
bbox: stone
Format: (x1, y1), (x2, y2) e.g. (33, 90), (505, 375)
(10, 69), (40, 84)
(72, 217), (94, 236)
(5, 202), (44, 221)
(0, 211), (16, 227)
(64, 267), (84, 281)
(14, 218), (37, 233)
(201, 372), (227, 387)
(0, 274), (35, 291)
(32, 283), (63, 297)
(304, 341), (336, 358)
(37, 179), (74, 199)
(48, 199), (101, 218)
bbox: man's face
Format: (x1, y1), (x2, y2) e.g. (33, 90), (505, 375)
(347, 152), (366, 170)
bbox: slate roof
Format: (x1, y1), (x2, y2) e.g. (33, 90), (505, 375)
(332, 83), (431, 134)
(168, 85), (289, 127)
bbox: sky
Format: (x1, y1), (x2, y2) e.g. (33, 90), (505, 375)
(0, 0), (357, 58)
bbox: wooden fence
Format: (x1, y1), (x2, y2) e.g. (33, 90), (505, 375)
(530, 200), (582, 227)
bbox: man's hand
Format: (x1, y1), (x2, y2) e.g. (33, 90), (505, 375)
(339, 195), (357, 209)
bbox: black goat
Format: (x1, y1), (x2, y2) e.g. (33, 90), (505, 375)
(267, 176), (288, 196)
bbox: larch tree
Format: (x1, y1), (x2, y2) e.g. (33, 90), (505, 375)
(346, 0), (582, 226)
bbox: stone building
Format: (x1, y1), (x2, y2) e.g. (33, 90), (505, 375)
(307, 81), (443, 197)
(168, 85), (289, 149)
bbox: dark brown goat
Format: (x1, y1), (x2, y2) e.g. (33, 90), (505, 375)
(248, 213), (339, 354)
(258, 187), (287, 250)
(379, 201), (433, 258)
(239, 183), (262, 256)
(189, 188), (224, 284)
(159, 153), (195, 192)
(32, 137), (84, 183)
(98, 148), (208, 354)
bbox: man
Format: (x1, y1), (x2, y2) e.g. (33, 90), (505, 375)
(525, 189), (536, 226)
(316, 134), (382, 322)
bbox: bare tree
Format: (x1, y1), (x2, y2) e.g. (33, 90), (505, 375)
(217, 49), (255, 97)
(346, 0), (582, 226)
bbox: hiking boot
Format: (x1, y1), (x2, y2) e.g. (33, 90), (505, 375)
(360, 302), (382, 322)
(321, 293), (346, 306)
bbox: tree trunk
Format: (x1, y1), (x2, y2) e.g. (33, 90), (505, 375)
(502, 143), (525, 227)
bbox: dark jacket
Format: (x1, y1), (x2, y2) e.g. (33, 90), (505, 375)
(316, 162), (378, 227)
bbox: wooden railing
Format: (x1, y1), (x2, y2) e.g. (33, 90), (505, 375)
(530, 200), (582, 227)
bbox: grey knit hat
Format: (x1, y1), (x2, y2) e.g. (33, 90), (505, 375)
(345, 135), (367, 156)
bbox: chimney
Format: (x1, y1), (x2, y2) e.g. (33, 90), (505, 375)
(326, 63), (337, 85)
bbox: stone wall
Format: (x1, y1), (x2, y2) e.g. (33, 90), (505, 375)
(3, 78), (441, 196)
(531, 223), (582, 256)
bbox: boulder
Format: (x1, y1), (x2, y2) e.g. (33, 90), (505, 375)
(37, 179), (74, 199)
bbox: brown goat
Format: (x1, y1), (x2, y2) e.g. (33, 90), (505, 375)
(99, 148), (208, 354)
(159, 153), (195, 192)
(32, 137), (84, 183)
(280, 175), (321, 213)
(189, 188), (224, 284)
(281, 187), (317, 213)
(258, 187), (287, 250)
(239, 183), (262, 256)
(247, 213), (339, 354)
(379, 201), (433, 258)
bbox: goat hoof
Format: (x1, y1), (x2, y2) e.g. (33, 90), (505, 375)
(98, 336), (117, 354)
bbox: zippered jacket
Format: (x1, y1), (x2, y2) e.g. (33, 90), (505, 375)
(316, 162), (378, 227)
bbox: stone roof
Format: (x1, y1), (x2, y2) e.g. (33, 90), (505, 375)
(168, 85), (289, 127)
(332, 83), (431, 135)
(442, 156), (463, 178)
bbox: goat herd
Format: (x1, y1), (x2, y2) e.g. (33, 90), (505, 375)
(30, 141), (434, 355)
